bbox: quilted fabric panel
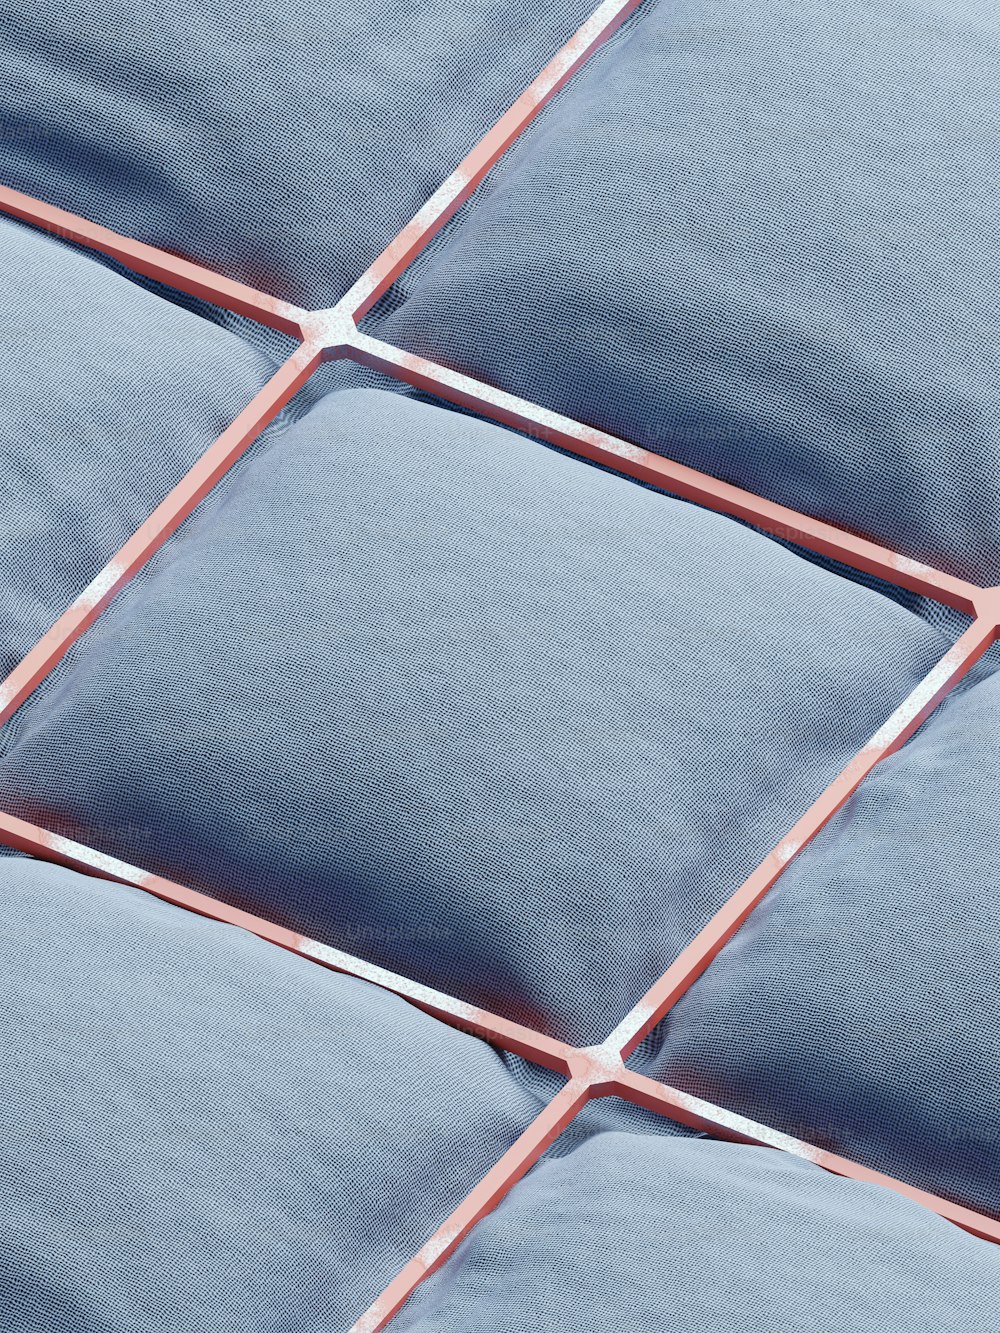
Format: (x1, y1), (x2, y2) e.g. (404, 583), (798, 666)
(393, 1130), (1000, 1331)
(378, 0), (1000, 600)
(0, 0), (591, 308)
(0, 0), (998, 1319)
(0, 856), (539, 1332)
(0, 385), (949, 1045)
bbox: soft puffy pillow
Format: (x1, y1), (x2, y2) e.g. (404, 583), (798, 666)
(0, 856), (537, 1332)
(0, 0), (590, 307)
(393, 1130), (1000, 1332)
(379, 0), (1000, 599)
(637, 662), (1000, 1218)
(0, 215), (272, 680)
(0, 385), (947, 1045)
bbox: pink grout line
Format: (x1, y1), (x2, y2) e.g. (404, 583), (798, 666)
(0, 0), (648, 737)
(299, 937), (573, 1074)
(335, 0), (646, 326)
(343, 331), (984, 614)
(348, 979), (1000, 1333)
(0, 342), (323, 731)
(1, 0), (646, 341)
(0, 809), (573, 1076)
(348, 1080), (592, 1333)
(328, 618), (1000, 1326)
(4, 636), (1000, 1284)
(611, 1065), (1000, 1246)
(0, 0), (998, 1320)
(0, 0), (985, 748)
(0, 183), (312, 338)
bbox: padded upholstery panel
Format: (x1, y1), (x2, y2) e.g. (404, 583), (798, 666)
(637, 664), (1000, 1218)
(380, 0), (1000, 599)
(0, 215), (272, 680)
(0, 386), (948, 1045)
(0, 0), (591, 307)
(0, 857), (538, 1332)
(394, 1131), (1000, 1332)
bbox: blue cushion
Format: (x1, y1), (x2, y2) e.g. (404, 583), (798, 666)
(1, 0), (997, 1317)
(378, 0), (1000, 606)
(0, 855), (537, 1332)
(0, 385), (947, 1045)
(0, 0), (591, 308)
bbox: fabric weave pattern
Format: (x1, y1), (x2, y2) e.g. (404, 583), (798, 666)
(0, 386), (951, 1046)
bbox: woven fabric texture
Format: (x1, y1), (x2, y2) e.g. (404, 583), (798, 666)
(0, 856), (539, 1332)
(0, 385), (949, 1046)
(0, 214), (272, 681)
(378, 0), (1000, 607)
(393, 1132), (1000, 1332)
(0, 0), (590, 310)
(637, 661), (1000, 1219)
(1, 0), (1000, 1324)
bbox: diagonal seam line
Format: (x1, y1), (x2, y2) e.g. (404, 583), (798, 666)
(0, 182), (312, 337)
(3, 782), (1000, 1333)
(0, 808), (576, 1076)
(333, 0), (646, 323)
(604, 615), (1000, 1059)
(348, 1081), (592, 1333)
(611, 1066), (1000, 1246)
(0, 342), (324, 730)
(1, 598), (999, 1316)
(340, 332), (985, 614)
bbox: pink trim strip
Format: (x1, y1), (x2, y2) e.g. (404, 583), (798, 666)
(606, 616), (999, 1060)
(0, 343), (323, 729)
(335, 0), (645, 324)
(0, 183), (311, 337)
(344, 331), (983, 614)
(614, 1065), (1000, 1246)
(350, 1082), (591, 1333)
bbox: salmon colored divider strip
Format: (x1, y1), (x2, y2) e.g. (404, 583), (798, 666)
(0, 0), (985, 738)
(0, 342), (323, 731)
(0, 0), (999, 1324)
(0, 0), (646, 732)
(349, 1081), (592, 1333)
(347, 615), (1000, 1327)
(0, 807), (574, 1074)
(342, 332), (982, 615)
(0, 183), (312, 337)
(333, 0), (645, 324)
(605, 612), (1000, 1059)
(611, 1066), (1000, 1246)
